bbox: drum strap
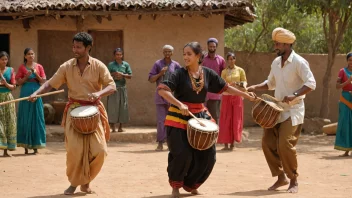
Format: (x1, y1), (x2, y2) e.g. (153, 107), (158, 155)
(340, 93), (352, 110)
(62, 97), (111, 141)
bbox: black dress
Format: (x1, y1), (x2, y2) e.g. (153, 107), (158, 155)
(158, 66), (228, 191)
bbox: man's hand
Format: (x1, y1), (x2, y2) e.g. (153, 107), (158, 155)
(282, 95), (296, 104)
(88, 92), (100, 102)
(28, 92), (38, 102)
(160, 66), (168, 75)
(246, 85), (256, 92)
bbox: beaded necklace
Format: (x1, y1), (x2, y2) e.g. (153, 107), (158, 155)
(187, 66), (204, 94)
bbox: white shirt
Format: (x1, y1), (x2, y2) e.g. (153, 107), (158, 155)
(265, 50), (316, 126)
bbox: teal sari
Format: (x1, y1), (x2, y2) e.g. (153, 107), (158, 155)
(17, 68), (46, 149)
(335, 68), (352, 151)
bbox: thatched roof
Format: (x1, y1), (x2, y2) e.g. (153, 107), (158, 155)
(0, 0), (255, 27)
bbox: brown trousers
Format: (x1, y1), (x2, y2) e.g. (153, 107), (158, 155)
(262, 118), (302, 179)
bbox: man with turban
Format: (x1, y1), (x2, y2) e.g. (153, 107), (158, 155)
(202, 38), (226, 124)
(247, 28), (316, 193)
(148, 45), (181, 151)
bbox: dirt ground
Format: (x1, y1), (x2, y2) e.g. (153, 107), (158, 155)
(1, 127), (351, 198)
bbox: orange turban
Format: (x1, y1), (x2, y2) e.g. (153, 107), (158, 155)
(272, 27), (296, 44)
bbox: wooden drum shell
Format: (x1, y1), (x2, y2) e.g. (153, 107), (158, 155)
(187, 124), (219, 151)
(71, 112), (100, 134)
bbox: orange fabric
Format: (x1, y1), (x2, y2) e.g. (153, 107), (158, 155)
(340, 94), (352, 110)
(62, 97), (111, 141)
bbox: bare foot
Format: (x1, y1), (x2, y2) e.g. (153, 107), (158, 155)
(3, 150), (12, 157)
(25, 148), (29, 154)
(287, 178), (298, 193)
(64, 186), (76, 195)
(118, 128), (124, 132)
(155, 143), (163, 151)
(3, 153), (12, 157)
(191, 189), (201, 195)
(80, 183), (94, 194)
(221, 147), (229, 151)
(33, 149), (38, 155)
(230, 144), (235, 151)
(171, 188), (180, 198)
(339, 151), (349, 157)
(268, 174), (289, 191)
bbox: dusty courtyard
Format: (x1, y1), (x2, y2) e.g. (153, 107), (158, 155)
(0, 127), (351, 198)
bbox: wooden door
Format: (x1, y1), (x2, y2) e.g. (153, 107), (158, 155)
(88, 30), (123, 107)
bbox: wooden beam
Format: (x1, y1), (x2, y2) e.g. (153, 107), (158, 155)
(76, 16), (84, 31)
(0, 8), (242, 17)
(22, 18), (31, 30)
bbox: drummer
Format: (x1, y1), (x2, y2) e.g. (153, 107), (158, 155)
(29, 32), (116, 195)
(157, 42), (256, 198)
(247, 27), (316, 193)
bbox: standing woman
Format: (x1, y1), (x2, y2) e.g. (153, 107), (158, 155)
(107, 48), (132, 132)
(16, 48), (46, 154)
(0, 51), (17, 157)
(158, 42), (256, 198)
(218, 52), (247, 151)
(335, 52), (352, 156)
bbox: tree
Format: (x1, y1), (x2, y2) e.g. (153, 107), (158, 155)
(287, 0), (352, 118)
(225, 0), (325, 53)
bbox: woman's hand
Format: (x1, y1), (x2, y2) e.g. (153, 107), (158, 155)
(178, 103), (189, 116)
(247, 92), (257, 102)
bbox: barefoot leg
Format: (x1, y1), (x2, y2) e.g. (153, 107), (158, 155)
(118, 123), (124, 132)
(221, 144), (229, 150)
(230, 143), (235, 151)
(24, 148), (28, 154)
(80, 183), (94, 194)
(287, 177), (298, 193)
(268, 173), (289, 191)
(171, 188), (180, 198)
(64, 186), (77, 195)
(3, 149), (12, 157)
(33, 149), (38, 155)
(339, 151), (349, 157)
(155, 142), (163, 151)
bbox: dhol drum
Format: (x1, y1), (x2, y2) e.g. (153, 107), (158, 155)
(187, 118), (219, 150)
(251, 94), (284, 129)
(70, 105), (100, 134)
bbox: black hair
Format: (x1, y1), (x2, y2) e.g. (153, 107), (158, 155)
(347, 52), (352, 60)
(23, 48), (33, 63)
(184, 42), (204, 65)
(226, 52), (236, 60)
(0, 51), (10, 66)
(113, 48), (124, 55)
(0, 51), (9, 60)
(73, 32), (93, 48)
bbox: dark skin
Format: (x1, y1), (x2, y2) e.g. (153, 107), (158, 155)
(149, 48), (174, 150)
(247, 41), (313, 194)
(29, 40), (116, 195)
(0, 55), (16, 157)
(158, 46), (256, 198)
(110, 51), (132, 132)
(15, 50), (46, 155)
(148, 48), (173, 83)
(207, 42), (217, 59)
(335, 56), (352, 157)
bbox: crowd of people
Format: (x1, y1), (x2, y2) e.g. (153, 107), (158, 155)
(1, 27), (351, 197)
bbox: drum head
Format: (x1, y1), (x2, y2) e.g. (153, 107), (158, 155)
(188, 118), (218, 132)
(70, 106), (98, 117)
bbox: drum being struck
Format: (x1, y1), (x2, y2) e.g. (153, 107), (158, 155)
(187, 118), (219, 150)
(70, 105), (100, 134)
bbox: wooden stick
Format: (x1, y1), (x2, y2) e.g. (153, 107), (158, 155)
(0, 89), (65, 106)
(188, 111), (206, 127)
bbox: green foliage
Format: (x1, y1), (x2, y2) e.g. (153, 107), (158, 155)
(224, 0), (349, 54)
